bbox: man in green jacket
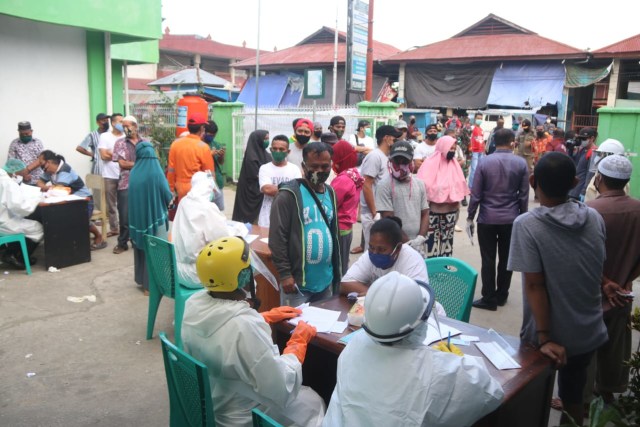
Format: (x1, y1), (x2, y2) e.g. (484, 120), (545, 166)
(269, 142), (341, 307)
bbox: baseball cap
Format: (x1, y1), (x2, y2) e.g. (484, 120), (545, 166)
(578, 127), (597, 139)
(17, 121), (31, 131)
(395, 120), (408, 130)
(320, 132), (339, 145)
(96, 113), (110, 121)
(597, 154), (632, 180)
(376, 125), (402, 141)
(187, 112), (207, 126)
(389, 141), (414, 160)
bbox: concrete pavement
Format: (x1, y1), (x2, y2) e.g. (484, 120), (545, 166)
(0, 188), (636, 426)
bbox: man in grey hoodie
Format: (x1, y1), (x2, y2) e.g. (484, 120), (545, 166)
(508, 152), (608, 426)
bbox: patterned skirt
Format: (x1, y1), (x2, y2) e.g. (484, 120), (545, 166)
(426, 210), (459, 258)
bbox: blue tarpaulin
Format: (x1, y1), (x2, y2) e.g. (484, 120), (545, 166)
(237, 75), (301, 107)
(487, 63), (565, 108)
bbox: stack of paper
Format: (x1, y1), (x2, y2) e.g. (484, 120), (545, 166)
(423, 318), (462, 345)
(288, 304), (347, 333)
(475, 341), (521, 370)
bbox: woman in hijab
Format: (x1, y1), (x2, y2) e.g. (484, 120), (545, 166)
(232, 130), (271, 224)
(128, 141), (173, 294)
(330, 141), (364, 273)
(416, 135), (469, 258)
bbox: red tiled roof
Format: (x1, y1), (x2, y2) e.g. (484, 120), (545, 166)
(233, 41), (400, 69)
(384, 33), (586, 64)
(160, 33), (262, 61)
(593, 33), (640, 58)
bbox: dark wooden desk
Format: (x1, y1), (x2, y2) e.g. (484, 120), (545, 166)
(250, 225), (281, 313)
(274, 296), (554, 427)
(37, 199), (91, 269)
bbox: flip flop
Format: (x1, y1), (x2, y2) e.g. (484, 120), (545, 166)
(350, 246), (364, 254)
(107, 231), (119, 237)
(550, 397), (563, 411)
(91, 241), (108, 251)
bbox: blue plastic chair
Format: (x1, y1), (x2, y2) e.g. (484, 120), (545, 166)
(159, 332), (215, 427)
(252, 408), (283, 427)
(425, 257), (478, 323)
(0, 233), (32, 275)
(145, 235), (201, 349)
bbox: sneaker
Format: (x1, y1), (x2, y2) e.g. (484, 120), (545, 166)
(461, 197), (468, 207)
(113, 245), (128, 254)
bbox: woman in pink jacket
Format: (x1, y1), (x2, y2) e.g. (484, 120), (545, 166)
(330, 141), (364, 274)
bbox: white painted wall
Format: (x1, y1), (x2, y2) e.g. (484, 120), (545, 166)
(0, 14), (92, 179)
(127, 63), (157, 79)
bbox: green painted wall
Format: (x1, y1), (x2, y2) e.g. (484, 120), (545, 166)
(0, 0), (161, 42)
(86, 31), (107, 130)
(111, 40), (159, 65)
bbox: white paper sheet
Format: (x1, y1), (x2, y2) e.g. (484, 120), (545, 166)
(330, 321), (348, 334)
(259, 237), (269, 244)
(423, 317), (462, 345)
(244, 234), (259, 244)
(288, 304), (342, 333)
(41, 194), (84, 204)
(460, 334), (480, 342)
(475, 341), (521, 370)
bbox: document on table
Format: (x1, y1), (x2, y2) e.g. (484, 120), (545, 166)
(259, 237), (269, 244)
(423, 317), (462, 345)
(41, 194), (85, 204)
(475, 341), (521, 370)
(244, 234), (259, 244)
(288, 304), (342, 333)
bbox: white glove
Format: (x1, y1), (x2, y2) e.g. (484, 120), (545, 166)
(408, 235), (426, 251)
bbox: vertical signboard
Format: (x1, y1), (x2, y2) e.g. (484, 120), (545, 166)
(346, 0), (369, 93)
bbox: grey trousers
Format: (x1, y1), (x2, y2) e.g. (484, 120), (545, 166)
(104, 178), (119, 232)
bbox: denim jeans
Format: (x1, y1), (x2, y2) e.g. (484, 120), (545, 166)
(468, 152), (484, 189)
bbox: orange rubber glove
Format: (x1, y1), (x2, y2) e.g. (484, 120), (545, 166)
(283, 321), (317, 364)
(261, 306), (302, 324)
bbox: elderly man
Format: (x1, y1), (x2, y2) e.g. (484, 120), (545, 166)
(585, 155), (640, 405)
(111, 115), (141, 254)
(0, 162), (43, 268)
(7, 121), (45, 185)
(76, 113), (110, 175)
(310, 121), (323, 142)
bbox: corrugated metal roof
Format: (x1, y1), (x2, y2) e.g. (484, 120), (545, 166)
(385, 33), (585, 64)
(148, 68), (232, 88)
(593, 33), (640, 58)
(160, 32), (262, 61)
(233, 33), (400, 69)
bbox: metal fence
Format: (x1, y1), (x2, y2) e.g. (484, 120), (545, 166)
(230, 105), (398, 182)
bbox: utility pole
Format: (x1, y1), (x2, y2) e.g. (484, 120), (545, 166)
(364, 0), (374, 101)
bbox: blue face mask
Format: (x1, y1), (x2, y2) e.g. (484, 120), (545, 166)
(114, 123), (124, 132)
(368, 244), (400, 269)
(204, 134), (214, 143)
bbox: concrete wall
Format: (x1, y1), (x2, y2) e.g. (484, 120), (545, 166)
(0, 15), (92, 179)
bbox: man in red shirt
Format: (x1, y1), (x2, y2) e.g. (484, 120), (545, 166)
(167, 112), (215, 200)
(468, 112), (485, 189)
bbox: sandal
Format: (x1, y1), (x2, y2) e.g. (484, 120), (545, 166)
(550, 397), (563, 411)
(91, 241), (108, 251)
(107, 231), (119, 237)
(350, 246), (364, 254)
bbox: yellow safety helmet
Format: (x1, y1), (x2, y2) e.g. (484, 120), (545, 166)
(196, 236), (250, 292)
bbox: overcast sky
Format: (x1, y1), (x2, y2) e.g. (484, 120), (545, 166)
(162, 0), (638, 54)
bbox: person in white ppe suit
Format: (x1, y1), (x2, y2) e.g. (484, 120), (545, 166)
(584, 138), (630, 202)
(324, 271), (504, 427)
(0, 161), (44, 269)
(172, 171), (229, 288)
(182, 236), (325, 427)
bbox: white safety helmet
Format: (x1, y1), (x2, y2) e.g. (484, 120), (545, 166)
(596, 139), (625, 155)
(363, 272), (434, 343)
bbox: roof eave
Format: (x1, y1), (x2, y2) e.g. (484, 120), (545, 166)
(383, 53), (588, 64)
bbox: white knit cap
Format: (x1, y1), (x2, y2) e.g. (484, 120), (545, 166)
(597, 154), (632, 180)
(122, 115), (138, 124)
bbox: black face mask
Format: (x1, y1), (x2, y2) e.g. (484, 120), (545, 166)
(446, 151), (455, 161)
(426, 134), (437, 141)
(305, 169), (330, 186)
(313, 130), (322, 138)
(100, 122), (109, 132)
(536, 131), (545, 138)
(297, 134), (311, 144)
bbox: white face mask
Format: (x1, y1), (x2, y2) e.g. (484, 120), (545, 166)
(580, 139), (589, 148)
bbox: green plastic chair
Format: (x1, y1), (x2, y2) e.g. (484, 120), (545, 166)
(0, 233), (32, 275)
(252, 409), (283, 427)
(425, 257), (478, 323)
(145, 235), (201, 349)
(159, 332), (215, 427)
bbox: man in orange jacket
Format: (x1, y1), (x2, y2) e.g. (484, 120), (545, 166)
(166, 112), (215, 200)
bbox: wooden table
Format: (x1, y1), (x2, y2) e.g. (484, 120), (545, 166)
(250, 225), (282, 313)
(36, 199), (91, 269)
(274, 296), (555, 427)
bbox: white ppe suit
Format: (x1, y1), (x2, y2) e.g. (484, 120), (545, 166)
(182, 291), (325, 427)
(172, 172), (229, 288)
(0, 169), (43, 241)
(323, 322), (504, 427)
